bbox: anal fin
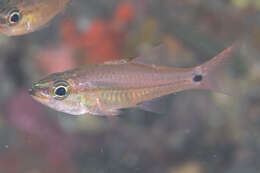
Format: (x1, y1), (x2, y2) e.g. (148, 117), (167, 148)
(137, 95), (171, 115)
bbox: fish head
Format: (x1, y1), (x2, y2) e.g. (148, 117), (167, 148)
(29, 72), (88, 115)
(0, 0), (67, 36)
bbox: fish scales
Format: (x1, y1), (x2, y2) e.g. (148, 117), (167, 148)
(73, 63), (192, 89)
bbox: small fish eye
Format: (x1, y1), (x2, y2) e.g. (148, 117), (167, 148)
(53, 81), (70, 100)
(8, 10), (21, 25)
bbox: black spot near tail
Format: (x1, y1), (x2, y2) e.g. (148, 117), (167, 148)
(193, 74), (203, 82)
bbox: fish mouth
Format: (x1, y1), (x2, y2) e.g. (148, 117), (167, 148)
(28, 84), (39, 96)
(28, 88), (35, 95)
(28, 82), (37, 95)
(28, 83), (50, 99)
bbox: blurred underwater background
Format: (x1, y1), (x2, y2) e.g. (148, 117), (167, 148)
(0, 0), (260, 172)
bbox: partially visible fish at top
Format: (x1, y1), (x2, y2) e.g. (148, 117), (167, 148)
(29, 43), (240, 116)
(0, 0), (70, 36)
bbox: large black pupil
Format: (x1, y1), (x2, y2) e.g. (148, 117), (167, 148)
(55, 87), (66, 96)
(11, 13), (19, 23)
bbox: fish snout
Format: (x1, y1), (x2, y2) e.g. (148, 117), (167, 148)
(28, 83), (49, 97)
(28, 84), (40, 96)
(28, 88), (34, 95)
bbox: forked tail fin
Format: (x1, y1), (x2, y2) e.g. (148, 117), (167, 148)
(194, 42), (244, 96)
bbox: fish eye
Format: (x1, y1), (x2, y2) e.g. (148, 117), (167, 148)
(52, 81), (70, 100)
(8, 10), (21, 25)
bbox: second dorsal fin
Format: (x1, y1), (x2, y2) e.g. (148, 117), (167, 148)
(103, 44), (168, 66)
(132, 44), (169, 65)
(103, 58), (132, 65)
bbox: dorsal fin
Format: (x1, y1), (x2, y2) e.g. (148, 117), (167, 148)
(103, 58), (132, 65)
(103, 44), (169, 66)
(132, 44), (169, 65)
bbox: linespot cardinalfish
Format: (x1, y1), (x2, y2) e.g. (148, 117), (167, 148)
(0, 0), (70, 36)
(29, 44), (239, 116)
